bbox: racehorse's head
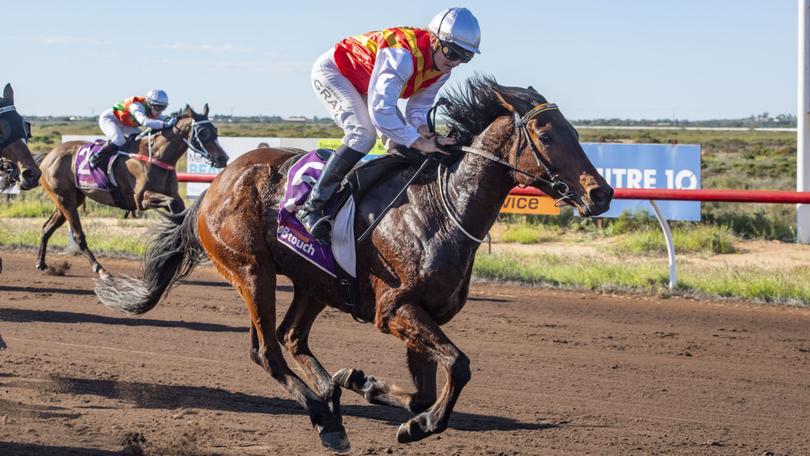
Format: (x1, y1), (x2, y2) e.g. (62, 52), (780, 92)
(445, 76), (612, 216)
(173, 104), (229, 168)
(0, 84), (40, 190)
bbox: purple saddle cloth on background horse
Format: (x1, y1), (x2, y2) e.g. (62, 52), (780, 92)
(75, 140), (118, 190)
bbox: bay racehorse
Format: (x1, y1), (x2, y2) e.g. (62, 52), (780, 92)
(1, 83), (41, 274)
(95, 76), (612, 451)
(37, 104), (228, 278)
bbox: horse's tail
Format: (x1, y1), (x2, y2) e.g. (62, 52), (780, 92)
(94, 192), (207, 316)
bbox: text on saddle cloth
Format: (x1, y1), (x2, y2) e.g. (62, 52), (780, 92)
(277, 149), (356, 278)
(75, 141), (126, 190)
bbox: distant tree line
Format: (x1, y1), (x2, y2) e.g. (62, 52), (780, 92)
(27, 113), (797, 128)
(574, 113), (796, 128)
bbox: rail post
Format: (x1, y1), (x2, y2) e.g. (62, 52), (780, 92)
(798, 0), (810, 242)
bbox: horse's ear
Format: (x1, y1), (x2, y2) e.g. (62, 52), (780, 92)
(3, 84), (13, 104)
(184, 104), (193, 117)
(527, 85), (540, 95)
(202, 103), (209, 117)
(492, 87), (530, 114)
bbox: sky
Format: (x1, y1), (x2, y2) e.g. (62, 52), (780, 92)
(1, 0), (797, 120)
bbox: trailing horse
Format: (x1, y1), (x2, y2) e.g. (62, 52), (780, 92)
(0, 83), (41, 274)
(95, 76), (612, 452)
(36, 104), (228, 278)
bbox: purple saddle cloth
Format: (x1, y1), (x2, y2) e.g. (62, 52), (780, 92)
(75, 141), (114, 190)
(276, 150), (344, 276)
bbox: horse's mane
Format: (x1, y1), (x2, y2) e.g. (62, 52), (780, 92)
(442, 74), (547, 146)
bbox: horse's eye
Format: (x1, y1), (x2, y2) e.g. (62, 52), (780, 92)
(539, 133), (552, 146)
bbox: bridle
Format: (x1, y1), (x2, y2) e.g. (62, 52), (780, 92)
(460, 102), (577, 204)
(435, 101), (584, 243)
(0, 104), (32, 149)
(139, 118), (218, 169)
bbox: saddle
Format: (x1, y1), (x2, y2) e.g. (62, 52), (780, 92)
(75, 140), (129, 207)
(277, 146), (433, 321)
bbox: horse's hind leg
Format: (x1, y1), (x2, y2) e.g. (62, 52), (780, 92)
(333, 348), (437, 414)
(385, 303), (471, 444)
(36, 209), (66, 271)
(59, 193), (107, 278)
(277, 286), (342, 419)
(227, 262), (349, 452)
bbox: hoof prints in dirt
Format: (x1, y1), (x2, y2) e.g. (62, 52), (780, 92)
(120, 430), (209, 456)
(43, 261), (72, 276)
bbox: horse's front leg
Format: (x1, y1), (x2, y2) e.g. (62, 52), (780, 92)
(333, 348), (437, 414)
(385, 303), (471, 443)
(139, 191), (175, 212)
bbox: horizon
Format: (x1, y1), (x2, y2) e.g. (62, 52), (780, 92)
(4, 1), (797, 120)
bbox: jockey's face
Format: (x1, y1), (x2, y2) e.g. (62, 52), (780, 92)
(433, 48), (462, 73)
(149, 103), (167, 117)
(432, 42), (472, 73)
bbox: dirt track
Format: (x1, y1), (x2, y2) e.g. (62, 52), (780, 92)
(1, 250), (809, 455)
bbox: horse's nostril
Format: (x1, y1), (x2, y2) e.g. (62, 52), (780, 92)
(21, 168), (40, 180)
(589, 187), (613, 206)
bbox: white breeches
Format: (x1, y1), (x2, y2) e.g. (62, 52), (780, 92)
(311, 50), (378, 153)
(99, 109), (141, 147)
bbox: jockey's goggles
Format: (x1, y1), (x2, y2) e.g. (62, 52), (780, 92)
(441, 42), (474, 63)
(150, 103), (168, 113)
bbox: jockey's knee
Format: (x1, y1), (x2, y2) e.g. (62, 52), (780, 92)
(343, 127), (375, 154)
(110, 135), (127, 147)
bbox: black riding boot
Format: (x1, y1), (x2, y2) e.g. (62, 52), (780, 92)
(88, 141), (119, 169)
(297, 145), (364, 245)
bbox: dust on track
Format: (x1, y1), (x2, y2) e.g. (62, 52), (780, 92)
(1, 250), (809, 455)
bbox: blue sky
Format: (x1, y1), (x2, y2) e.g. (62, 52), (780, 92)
(2, 0), (797, 120)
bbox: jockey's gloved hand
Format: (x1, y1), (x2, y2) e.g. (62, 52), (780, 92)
(162, 117), (178, 129)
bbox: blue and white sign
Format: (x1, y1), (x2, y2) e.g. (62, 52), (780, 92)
(583, 143), (701, 221)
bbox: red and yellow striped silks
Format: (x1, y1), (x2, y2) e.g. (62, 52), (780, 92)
(333, 27), (444, 98)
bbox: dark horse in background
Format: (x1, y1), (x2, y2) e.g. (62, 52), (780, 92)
(0, 83), (42, 274)
(95, 76), (612, 452)
(36, 105), (228, 278)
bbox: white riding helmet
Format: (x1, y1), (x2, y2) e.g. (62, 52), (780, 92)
(146, 89), (169, 111)
(428, 7), (481, 54)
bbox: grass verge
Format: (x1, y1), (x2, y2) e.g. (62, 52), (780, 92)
(2, 218), (807, 306)
(473, 251), (810, 306)
(0, 220), (147, 258)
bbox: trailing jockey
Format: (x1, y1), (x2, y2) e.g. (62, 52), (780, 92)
(297, 7), (481, 244)
(89, 89), (177, 169)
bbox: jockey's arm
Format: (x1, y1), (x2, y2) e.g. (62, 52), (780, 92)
(367, 48), (421, 148)
(405, 73), (450, 136)
(129, 103), (167, 130)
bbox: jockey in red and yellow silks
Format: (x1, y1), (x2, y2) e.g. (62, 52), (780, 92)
(297, 7), (482, 244)
(333, 27), (446, 99)
(91, 90), (177, 169)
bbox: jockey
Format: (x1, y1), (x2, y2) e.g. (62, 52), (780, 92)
(89, 89), (177, 169)
(297, 7), (481, 244)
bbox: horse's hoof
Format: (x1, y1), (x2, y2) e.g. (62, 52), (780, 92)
(396, 417), (433, 444)
(35, 262), (46, 271)
(319, 428), (351, 453)
(332, 368), (364, 390)
(98, 270), (111, 280)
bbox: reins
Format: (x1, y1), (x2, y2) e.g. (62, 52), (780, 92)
(433, 100), (580, 243)
(136, 119), (216, 170)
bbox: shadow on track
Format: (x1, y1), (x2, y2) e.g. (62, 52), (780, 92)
(1, 285), (95, 296)
(39, 376), (554, 433)
(0, 308), (246, 333)
(0, 442), (122, 456)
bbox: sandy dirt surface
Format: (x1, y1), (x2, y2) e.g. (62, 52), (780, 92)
(1, 250), (810, 455)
